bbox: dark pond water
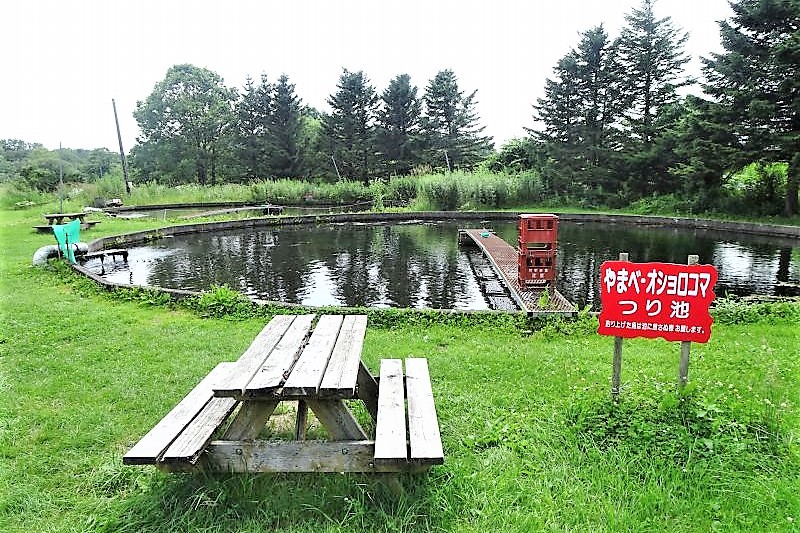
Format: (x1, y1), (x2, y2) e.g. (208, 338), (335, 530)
(96, 219), (800, 310)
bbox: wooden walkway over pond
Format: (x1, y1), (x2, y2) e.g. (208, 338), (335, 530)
(459, 229), (576, 316)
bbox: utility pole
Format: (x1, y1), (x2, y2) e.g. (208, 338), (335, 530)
(112, 98), (131, 194)
(58, 142), (64, 212)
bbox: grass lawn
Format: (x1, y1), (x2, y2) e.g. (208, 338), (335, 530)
(1, 203), (798, 532)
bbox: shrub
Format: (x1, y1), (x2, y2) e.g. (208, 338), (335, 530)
(0, 179), (51, 208)
(189, 284), (255, 319)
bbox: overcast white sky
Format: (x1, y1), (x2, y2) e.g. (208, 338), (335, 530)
(1, 0), (733, 152)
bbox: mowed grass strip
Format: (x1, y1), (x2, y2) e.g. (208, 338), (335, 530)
(0, 204), (798, 532)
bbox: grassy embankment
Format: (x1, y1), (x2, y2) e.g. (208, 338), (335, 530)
(1, 201), (799, 532)
(5, 174), (799, 225)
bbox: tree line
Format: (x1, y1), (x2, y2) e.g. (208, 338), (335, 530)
(130, 67), (492, 186)
(1, 0), (797, 217)
(521, 0), (799, 216)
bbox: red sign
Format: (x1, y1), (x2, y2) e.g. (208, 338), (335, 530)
(598, 261), (718, 343)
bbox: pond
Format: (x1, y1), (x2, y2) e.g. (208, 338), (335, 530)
(95, 219), (800, 311)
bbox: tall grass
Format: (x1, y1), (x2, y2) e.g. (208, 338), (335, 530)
(28, 170), (550, 211)
(412, 170), (545, 210)
(0, 180), (53, 208)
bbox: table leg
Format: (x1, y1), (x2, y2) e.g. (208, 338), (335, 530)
(307, 400), (368, 440)
(295, 400), (308, 440)
(222, 400), (278, 440)
(357, 360), (379, 422)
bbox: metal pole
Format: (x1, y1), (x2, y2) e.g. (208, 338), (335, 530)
(331, 155), (342, 181)
(58, 142), (64, 213)
(112, 99), (131, 194)
(678, 254), (699, 392)
(611, 252), (628, 402)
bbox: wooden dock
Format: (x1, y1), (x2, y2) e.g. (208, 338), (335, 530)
(459, 229), (576, 316)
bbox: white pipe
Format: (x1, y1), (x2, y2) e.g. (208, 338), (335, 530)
(32, 242), (88, 266)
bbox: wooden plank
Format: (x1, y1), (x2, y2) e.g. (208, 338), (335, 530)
(373, 359), (408, 464)
(123, 362), (234, 465)
(281, 315), (344, 397)
(159, 396), (239, 464)
(213, 315), (296, 397)
(405, 358), (444, 464)
(356, 360), (379, 421)
(319, 315), (367, 397)
(244, 314), (315, 397)
(306, 400), (368, 440)
(295, 400), (308, 440)
(222, 400), (279, 440)
(203, 440), (429, 473)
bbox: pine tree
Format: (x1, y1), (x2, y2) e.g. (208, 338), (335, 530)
(614, 0), (693, 196)
(268, 74), (303, 178)
(617, 0), (692, 146)
(322, 69), (379, 183)
(702, 0), (800, 215)
(376, 74), (422, 176)
(421, 70), (492, 170)
(532, 27), (627, 199)
(661, 95), (738, 209)
(236, 74), (273, 179)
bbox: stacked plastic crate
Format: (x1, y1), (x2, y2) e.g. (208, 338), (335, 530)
(517, 214), (558, 286)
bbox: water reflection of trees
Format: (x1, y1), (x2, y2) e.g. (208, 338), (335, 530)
(146, 223), (478, 308)
(140, 221), (798, 309)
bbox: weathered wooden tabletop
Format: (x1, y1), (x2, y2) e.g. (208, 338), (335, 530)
(43, 212), (86, 225)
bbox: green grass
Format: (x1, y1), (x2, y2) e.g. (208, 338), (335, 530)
(1, 202), (799, 532)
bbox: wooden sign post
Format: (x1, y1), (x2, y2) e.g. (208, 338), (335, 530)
(598, 255), (718, 399)
(677, 255), (699, 391)
(611, 252), (628, 403)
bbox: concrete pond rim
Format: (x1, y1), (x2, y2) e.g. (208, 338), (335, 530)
(63, 211), (800, 316)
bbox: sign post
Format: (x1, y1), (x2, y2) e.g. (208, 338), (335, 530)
(678, 255), (699, 390)
(598, 255), (718, 398)
(611, 252), (628, 402)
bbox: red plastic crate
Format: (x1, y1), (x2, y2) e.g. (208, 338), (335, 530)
(518, 250), (556, 285)
(518, 214), (558, 247)
(517, 214), (559, 285)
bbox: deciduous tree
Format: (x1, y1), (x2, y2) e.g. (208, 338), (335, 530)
(133, 64), (237, 185)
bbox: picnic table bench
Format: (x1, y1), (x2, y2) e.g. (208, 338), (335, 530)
(123, 314), (444, 474)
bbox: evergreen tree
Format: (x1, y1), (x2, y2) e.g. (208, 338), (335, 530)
(376, 74), (422, 176)
(617, 0), (692, 146)
(662, 95), (738, 209)
(702, 0), (800, 216)
(322, 69), (379, 183)
(268, 74), (303, 178)
(421, 70), (492, 170)
(614, 0), (692, 196)
(236, 74), (273, 179)
(532, 27), (627, 199)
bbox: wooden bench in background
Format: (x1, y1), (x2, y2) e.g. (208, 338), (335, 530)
(123, 315), (444, 474)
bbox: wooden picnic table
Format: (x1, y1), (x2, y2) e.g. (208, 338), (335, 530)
(124, 314), (443, 474)
(43, 212), (87, 225)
